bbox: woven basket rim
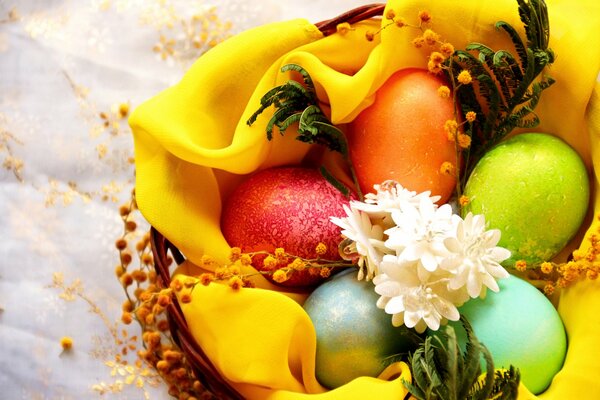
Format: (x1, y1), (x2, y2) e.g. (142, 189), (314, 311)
(150, 4), (386, 399)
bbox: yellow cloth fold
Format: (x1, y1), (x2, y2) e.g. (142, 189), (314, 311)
(130, 0), (600, 398)
(174, 261), (412, 398)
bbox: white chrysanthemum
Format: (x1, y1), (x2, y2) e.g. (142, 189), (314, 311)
(347, 182), (439, 239)
(385, 197), (454, 272)
(330, 183), (511, 331)
(441, 213), (511, 298)
(373, 255), (461, 333)
(359, 181), (441, 214)
(330, 205), (388, 280)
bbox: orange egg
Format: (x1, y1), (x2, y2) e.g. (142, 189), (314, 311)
(347, 68), (457, 202)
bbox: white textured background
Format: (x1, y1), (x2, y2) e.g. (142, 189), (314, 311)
(0, 0), (373, 398)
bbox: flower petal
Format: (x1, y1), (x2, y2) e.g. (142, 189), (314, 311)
(374, 280), (400, 297)
(391, 312), (405, 327)
(385, 295), (406, 314)
(424, 312), (441, 331)
(376, 295), (390, 309)
(482, 273), (500, 292)
(403, 310), (421, 328)
(431, 295), (459, 319)
(467, 271), (483, 298)
(491, 247), (511, 262)
(443, 236), (462, 253)
(420, 251), (439, 272)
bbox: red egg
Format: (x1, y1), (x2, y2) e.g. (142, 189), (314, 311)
(221, 167), (350, 288)
(348, 68), (457, 203)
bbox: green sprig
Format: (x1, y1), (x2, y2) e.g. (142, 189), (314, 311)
(247, 63), (362, 199)
(403, 317), (521, 400)
(246, 63), (339, 144)
(446, 0), (555, 190)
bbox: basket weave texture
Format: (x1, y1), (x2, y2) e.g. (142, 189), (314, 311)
(150, 4), (385, 399)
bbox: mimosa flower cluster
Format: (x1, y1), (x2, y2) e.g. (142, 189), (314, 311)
(331, 181), (510, 333)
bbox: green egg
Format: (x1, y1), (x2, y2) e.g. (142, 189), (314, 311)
(446, 275), (566, 394)
(463, 133), (589, 266)
(303, 269), (422, 389)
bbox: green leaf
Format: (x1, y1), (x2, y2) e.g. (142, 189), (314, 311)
(517, 0), (535, 47)
(248, 65), (344, 152)
(495, 20), (528, 71)
(319, 166), (350, 198)
(311, 121), (348, 155)
(409, 338), (444, 399)
(460, 341), (483, 397)
(477, 73), (503, 138)
(278, 113), (302, 134)
(470, 332), (495, 400)
(247, 63), (361, 199)
(266, 104), (300, 139)
(405, 316), (521, 400)
(477, 349), (496, 399)
(443, 328), (459, 400)
(281, 63), (317, 99)
(402, 378), (427, 400)
(446, 0), (555, 194)
(493, 366), (521, 399)
(466, 42), (495, 64)
(425, 338), (444, 388)
(281, 79), (312, 101)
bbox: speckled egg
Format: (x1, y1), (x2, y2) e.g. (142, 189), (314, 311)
(463, 133), (589, 266)
(221, 167), (350, 288)
(348, 68), (457, 203)
(303, 269), (423, 389)
(447, 275), (566, 394)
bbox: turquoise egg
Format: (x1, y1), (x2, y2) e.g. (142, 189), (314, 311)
(463, 133), (589, 266)
(446, 275), (566, 394)
(303, 269), (422, 389)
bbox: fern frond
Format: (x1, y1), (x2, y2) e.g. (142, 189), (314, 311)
(405, 317), (520, 400)
(402, 378), (427, 400)
(473, 344), (496, 400)
(466, 43), (495, 64)
(447, 0), (555, 192)
(319, 166), (350, 197)
(248, 65), (344, 153)
(278, 113), (302, 134)
(455, 51), (504, 132)
(441, 328), (459, 400)
(492, 366), (522, 399)
(266, 105), (300, 139)
(492, 50), (522, 84)
(495, 21), (528, 70)
(281, 63), (317, 99)
(247, 64), (361, 198)
(459, 338), (483, 397)
(517, 0), (535, 46)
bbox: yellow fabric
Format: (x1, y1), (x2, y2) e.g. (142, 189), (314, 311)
(174, 261), (412, 398)
(129, 0), (600, 398)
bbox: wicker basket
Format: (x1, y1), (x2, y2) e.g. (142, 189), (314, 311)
(150, 5), (386, 399)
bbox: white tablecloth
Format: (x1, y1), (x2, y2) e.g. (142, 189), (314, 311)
(0, 1), (372, 398)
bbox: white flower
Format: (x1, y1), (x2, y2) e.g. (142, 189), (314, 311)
(330, 205), (388, 280)
(330, 182), (446, 280)
(441, 212), (511, 298)
(359, 180), (441, 214)
(385, 197), (454, 272)
(373, 255), (461, 333)
(330, 182), (511, 332)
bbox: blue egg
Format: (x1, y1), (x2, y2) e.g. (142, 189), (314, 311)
(444, 275), (566, 394)
(303, 269), (422, 389)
